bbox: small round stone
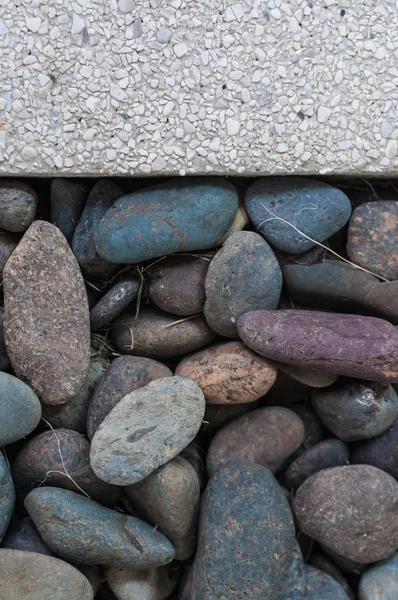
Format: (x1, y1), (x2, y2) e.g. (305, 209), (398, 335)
(12, 429), (119, 505)
(0, 180), (37, 232)
(90, 275), (140, 330)
(350, 417), (398, 479)
(293, 465), (398, 563)
(0, 549), (94, 600)
(359, 551), (398, 600)
(206, 406), (304, 477)
(0, 372), (41, 446)
(275, 362), (338, 388)
(147, 255), (209, 317)
(175, 342), (277, 404)
(312, 381), (398, 441)
(285, 439), (349, 489)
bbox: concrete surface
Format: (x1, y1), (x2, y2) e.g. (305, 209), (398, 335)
(0, 0), (397, 177)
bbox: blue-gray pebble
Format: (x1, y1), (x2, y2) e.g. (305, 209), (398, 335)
(0, 372), (41, 446)
(1, 517), (52, 556)
(245, 177), (351, 254)
(51, 179), (87, 243)
(359, 551), (398, 600)
(25, 487), (175, 567)
(304, 566), (350, 599)
(275, 542), (306, 600)
(94, 178), (239, 264)
(192, 461), (295, 600)
(0, 450), (14, 542)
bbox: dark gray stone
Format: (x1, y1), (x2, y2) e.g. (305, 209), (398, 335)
(72, 180), (124, 280)
(309, 551), (355, 600)
(25, 487), (175, 567)
(51, 179), (87, 243)
(351, 417), (398, 479)
(204, 231), (282, 338)
(1, 517), (52, 556)
(274, 543), (306, 600)
(312, 381), (398, 441)
(0, 181), (37, 232)
(192, 461), (296, 600)
(303, 566), (350, 599)
(244, 177), (351, 254)
(0, 450), (15, 543)
(90, 275), (140, 330)
(285, 439), (349, 489)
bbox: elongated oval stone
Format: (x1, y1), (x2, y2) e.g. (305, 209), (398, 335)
(244, 177), (351, 254)
(238, 310), (398, 383)
(0, 549), (93, 600)
(192, 461), (295, 600)
(3, 221), (90, 404)
(204, 231), (282, 338)
(51, 178), (87, 243)
(90, 376), (205, 485)
(94, 178), (239, 264)
(0, 181), (37, 232)
(25, 487), (175, 567)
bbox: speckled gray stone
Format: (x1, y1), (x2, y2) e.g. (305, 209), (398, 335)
(4, 221), (90, 404)
(0, 181), (37, 232)
(25, 487), (175, 567)
(90, 275), (140, 330)
(0, 549), (94, 600)
(90, 376), (205, 485)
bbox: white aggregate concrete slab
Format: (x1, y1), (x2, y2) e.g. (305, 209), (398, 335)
(0, 0), (397, 177)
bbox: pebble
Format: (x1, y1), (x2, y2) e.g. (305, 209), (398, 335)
(312, 381), (398, 441)
(238, 310), (398, 383)
(176, 341), (277, 404)
(192, 461), (296, 600)
(303, 565), (350, 600)
(90, 275), (140, 330)
(0, 450), (14, 543)
(0, 312), (11, 372)
(87, 355), (172, 439)
(0, 180), (38, 232)
(3, 221), (90, 404)
(0, 549), (94, 600)
(90, 376), (205, 485)
(12, 429), (119, 505)
(309, 551), (355, 600)
(293, 465), (398, 563)
(350, 417), (398, 478)
(50, 178), (87, 243)
(204, 231), (282, 338)
(42, 358), (107, 433)
(0, 372), (41, 446)
(274, 542), (306, 600)
(1, 517), (51, 555)
(147, 255), (209, 316)
(25, 487), (175, 567)
(206, 406), (304, 477)
(285, 439), (349, 489)
(0, 232), (18, 278)
(105, 565), (178, 600)
(359, 550), (398, 600)
(94, 178), (238, 263)
(112, 306), (217, 360)
(72, 180), (124, 280)
(275, 362), (338, 388)
(347, 200), (398, 280)
(283, 260), (377, 313)
(244, 177), (351, 254)
(125, 456), (200, 560)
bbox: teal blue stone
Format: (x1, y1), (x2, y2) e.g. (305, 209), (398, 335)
(0, 450), (14, 542)
(25, 487), (175, 567)
(359, 551), (398, 599)
(304, 566), (350, 599)
(275, 543), (306, 600)
(94, 178), (239, 264)
(0, 372), (41, 446)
